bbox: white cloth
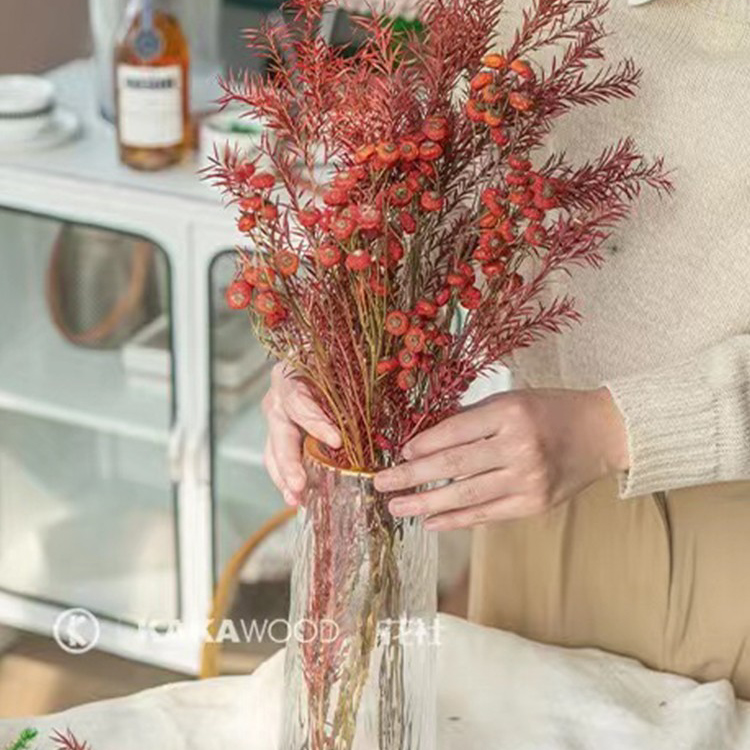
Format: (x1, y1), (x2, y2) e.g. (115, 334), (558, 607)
(3, 616), (750, 749)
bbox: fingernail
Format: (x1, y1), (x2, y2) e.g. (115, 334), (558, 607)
(325, 430), (341, 447)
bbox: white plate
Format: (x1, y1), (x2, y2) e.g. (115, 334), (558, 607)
(0, 106), (80, 154)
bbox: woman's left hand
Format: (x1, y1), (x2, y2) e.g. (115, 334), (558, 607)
(374, 387), (629, 531)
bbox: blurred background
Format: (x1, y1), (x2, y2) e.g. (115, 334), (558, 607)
(0, 0), (472, 721)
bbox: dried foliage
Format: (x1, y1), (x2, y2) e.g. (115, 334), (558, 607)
(205, 0), (671, 471)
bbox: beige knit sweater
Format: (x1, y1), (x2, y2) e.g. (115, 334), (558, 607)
(497, 0), (750, 498)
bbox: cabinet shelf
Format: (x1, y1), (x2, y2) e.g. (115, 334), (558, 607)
(0, 319), (170, 443)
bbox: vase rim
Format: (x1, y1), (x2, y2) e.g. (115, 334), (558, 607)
(303, 436), (378, 478)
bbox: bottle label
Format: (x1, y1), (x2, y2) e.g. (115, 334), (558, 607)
(117, 64), (184, 148)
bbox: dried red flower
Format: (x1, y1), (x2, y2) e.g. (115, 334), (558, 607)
(298, 207), (321, 228)
(226, 280), (252, 309)
(400, 211), (417, 235)
(249, 172), (275, 190)
(237, 214), (256, 233)
(345, 250), (372, 272)
(385, 311), (409, 336)
(275, 251), (299, 277)
(404, 327), (427, 353)
(397, 368), (417, 391)
(399, 140), (420, 162)
(376, 142), (401, 165)
(356, 204), (382, 231)
(470, 71), (493, 92)
(419, 141), (443, 161)
(332, 215), (356, 241)
(420, 191), (444, 212)
(316, 244), (341, 268)
(423, 117), (448, 142)
(508, 92), (534, 112)
(398, 348), (419, 369)
(415, 299), (438, 318)
(483, 53), (507, 69)
(389, 183), (413, 207)
(377, 357), (399, 375)
(354, 144), (375, 163)
(510, 59), (535, 80)
(254, 291), (281, 314)
(459, 286), (482, 309)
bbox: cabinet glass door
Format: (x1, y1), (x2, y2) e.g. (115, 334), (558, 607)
(0, 206), (179, 624)
(209, 251), (290, 660)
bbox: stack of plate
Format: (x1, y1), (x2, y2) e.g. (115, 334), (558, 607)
(0, 75), (80, 153)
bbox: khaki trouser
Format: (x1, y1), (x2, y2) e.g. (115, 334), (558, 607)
(468, 478), (750, 699)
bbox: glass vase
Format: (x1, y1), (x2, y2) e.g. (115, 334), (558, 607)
(280, 439), (438, 750)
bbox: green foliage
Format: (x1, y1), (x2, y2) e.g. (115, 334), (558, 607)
(4, 728), (38, 750)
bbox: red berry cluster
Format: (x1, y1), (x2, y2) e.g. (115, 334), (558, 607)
(380, 308), (453, 390)
(466, 53), (537, 144)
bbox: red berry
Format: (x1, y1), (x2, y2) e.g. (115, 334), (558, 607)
(275, 251), (299, 277)
(397, 368), (417, 390)
(298, 208), (321, 228)
(226, 280), (252, 310)
(369, 274), (387, 296)
(389, 183), (413, 207)
(345, 250), (372, 272)
(249, 172), (275, 190)
(506, 172), (530, 187)
(482, 84), (502, 104)
(316, 244), (341, 268)
(420, 191), (444, 212)
(385, 311), (409, 336)
(404, 327), (427, 353)
(479, 230), (508, 257)
(459, 286), (482, 309)
(398, 348), (419, 369)
(400, 211), (417, 235)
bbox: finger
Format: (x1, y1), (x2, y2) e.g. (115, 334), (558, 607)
(268, 411), (307, 495)
(388, 469), (508, 518)
(375, 441), (500, 493)
(424, 495), (537, 531)
(265, 443), (298, 506)
(284, 388), (342, 449)
(403, 408), (497, 460)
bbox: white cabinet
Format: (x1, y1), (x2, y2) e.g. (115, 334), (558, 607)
(0, 60), (284, 673)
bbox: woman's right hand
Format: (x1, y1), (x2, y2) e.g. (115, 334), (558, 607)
(262, 363), (342, 505)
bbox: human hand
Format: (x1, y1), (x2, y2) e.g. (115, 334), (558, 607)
(374, 388), (628, 530)
(262, 363), (341, 505)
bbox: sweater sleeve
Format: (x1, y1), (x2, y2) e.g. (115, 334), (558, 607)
(603, 335), (750, 499)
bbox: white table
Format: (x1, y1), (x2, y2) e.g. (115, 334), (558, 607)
(2, 615), (750, 749)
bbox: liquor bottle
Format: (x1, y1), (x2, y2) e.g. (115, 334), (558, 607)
(114, 0), (190, 170)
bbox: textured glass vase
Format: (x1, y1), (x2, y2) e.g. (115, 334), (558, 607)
(280, 439), (438, 750)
